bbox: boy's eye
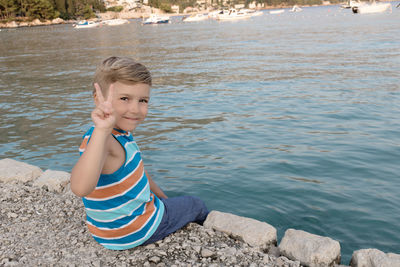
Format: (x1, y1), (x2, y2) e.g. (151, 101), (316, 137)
(139, 99), (149, 103)
(120, 97), (129, 101)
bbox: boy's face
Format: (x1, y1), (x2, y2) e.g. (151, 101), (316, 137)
(97, 81), (150, 132)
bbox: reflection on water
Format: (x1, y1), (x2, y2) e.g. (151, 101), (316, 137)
(1, 5), (400, 263)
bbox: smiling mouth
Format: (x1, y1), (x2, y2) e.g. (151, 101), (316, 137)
(124, 117), (140, 121)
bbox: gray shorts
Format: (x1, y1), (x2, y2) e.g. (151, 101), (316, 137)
(142, 196), (209, 245)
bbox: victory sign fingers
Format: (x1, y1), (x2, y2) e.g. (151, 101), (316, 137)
(92, 83), (116, 130)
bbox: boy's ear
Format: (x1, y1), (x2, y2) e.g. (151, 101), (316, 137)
(93, 91), (99, 106)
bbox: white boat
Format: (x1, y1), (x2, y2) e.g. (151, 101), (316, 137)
(73, 20), (99, 29)
(241, 9), (264, 16)
(250, 10), (264, 16)
(210, 10), (228, 19)
(217, 9), (252, 20)
(269, 9), (285, 14)
(208, 10), (224, 18)
(289, 5), (303, 12)
(183, 13), (208, 22)
(142, 14), (170, 25)
(341, 0), (362, 8)
(102, 19), (129, 26)
(352, 1), (391, 13)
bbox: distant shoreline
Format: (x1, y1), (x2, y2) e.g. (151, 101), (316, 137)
(0, 0), (397, 29)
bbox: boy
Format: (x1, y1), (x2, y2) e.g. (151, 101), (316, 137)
(70, 56), (208, 250)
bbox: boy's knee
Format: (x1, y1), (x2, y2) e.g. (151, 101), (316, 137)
(190, 196), (207, 210)
(187, 196), (209, 222)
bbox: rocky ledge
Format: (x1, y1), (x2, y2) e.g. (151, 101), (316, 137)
(0, 18), (68, 29)
(1, 158), (399, 267)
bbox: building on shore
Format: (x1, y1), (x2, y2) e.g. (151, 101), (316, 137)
(103, 0), (142, 10)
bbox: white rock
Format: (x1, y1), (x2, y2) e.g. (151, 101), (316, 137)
(350, 248), (400, 267)
(193, 245), (201, 254)
(148, 256), (161, 263)
(218, 247), (236, 256)
(278, 229), (341, 267)
(0, 158), (43, 183)
(30, 19), (42, 26)
(201, 248), (215, 258)
(51, 18), (64, 24)
(33, 169), (70, 192)
(19, 22), (29, 27)
(6, 21), (18, 28)
(7, 212), (18, 218)
(204, 210), (277, 248)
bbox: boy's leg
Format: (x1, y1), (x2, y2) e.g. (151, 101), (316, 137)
(142, 196), (208, 245)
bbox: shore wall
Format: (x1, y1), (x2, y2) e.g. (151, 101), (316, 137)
(1, 158), (399, 266)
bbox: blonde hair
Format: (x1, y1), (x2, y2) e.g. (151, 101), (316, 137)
(93, 56), (152, 94)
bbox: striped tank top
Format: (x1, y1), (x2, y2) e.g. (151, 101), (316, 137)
(78, 126), (165, 250)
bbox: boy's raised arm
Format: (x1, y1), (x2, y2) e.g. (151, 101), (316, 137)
(70, 84), (115, 197)
(70, 129), (111, 197)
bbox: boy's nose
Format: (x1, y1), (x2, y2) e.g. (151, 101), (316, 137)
(129, 101), (139, 113)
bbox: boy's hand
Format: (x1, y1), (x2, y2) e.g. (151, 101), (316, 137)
(92, 83), (116, 131)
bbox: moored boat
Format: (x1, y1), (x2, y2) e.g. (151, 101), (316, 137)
(208, 10), (223, 18)
(102, 19), (129, 26)
(183, 13), (209, 22)
(341, 0), (362, 9)
(352, 1), (391, 13)
(289, 5), (303, 12)
(73, 20), (99, 29)
(217, 9), (252, 20)
(269, 9), (285, 14)
(142, 14), (170, 25)
(241, 9), (264, 16)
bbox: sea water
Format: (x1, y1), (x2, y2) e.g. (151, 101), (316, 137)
(1, 4), (400, 263)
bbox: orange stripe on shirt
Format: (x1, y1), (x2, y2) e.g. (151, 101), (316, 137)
(87, 197), (156, 238)
(112, 129), (129, 136)
(86, 162), (144, 199)
(79, 136), (90, 151)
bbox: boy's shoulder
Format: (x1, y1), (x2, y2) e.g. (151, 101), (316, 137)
(81, 126), (134, 140)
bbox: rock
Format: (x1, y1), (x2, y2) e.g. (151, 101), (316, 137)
(201, 248), (215, 258)
(148, 256), (161, 263)
(268, 246), (281, 258)
(51, 18), (64, 24)
(279, 229), (341, 267)
(350, 248), (400, 267)
(18, 22), (29, 27)
(6, 21), (18, 28)
(218, 247), (236, 257)
(7, 212), (18, 219)
(275, 256), (286, 267)
(193, 245), (201, 254)
(30, 19), (42, 26)
(0, 158), (43, 183)
(204, 210), (277, 248)
(33, 170), (70, 192)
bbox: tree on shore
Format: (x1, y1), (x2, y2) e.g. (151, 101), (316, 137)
(0, 0), (105, 21)
(26, 0), (58, 19)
